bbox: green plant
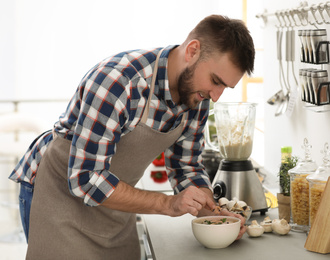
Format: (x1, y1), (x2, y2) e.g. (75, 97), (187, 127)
(278, 155), (298, 196)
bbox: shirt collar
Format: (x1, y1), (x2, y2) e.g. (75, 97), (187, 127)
(157, 45), (184, 109)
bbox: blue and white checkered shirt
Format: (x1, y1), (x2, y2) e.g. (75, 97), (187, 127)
(9, 45), (212, 206)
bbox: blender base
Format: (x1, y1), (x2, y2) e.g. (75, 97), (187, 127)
(212, 160), (268, 214)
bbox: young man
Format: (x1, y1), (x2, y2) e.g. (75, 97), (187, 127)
(10, 14), (254, 259)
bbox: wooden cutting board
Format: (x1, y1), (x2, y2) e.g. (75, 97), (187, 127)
(305, 177), (330, 254)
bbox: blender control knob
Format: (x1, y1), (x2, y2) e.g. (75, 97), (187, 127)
(213, 181), (227, 201)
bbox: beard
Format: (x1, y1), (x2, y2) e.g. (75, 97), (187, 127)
(177, 62), (199, 109)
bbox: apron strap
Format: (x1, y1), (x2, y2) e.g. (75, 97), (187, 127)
(141, 49), (164, 124)
(141, 49), (186, 125)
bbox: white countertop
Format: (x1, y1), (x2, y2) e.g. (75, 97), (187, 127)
(142, 208), (329, 260)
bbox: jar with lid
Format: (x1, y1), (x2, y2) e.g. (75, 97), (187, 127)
(299, 69), (307, 101)
(288, 139), (317, 232)
(306, 69), (317, 103)
(311, 70), (328, 105)
(306, 143), (330, 228)
(305, 30), (313, 63)
(298, 30), (305, 62)
(279, 146), (292, 195)
(310, 29), (327, 64)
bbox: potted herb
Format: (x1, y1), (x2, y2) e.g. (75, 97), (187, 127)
(277, 147), (298, 222)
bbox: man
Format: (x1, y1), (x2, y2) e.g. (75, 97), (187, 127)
(10, 14), (254, 259)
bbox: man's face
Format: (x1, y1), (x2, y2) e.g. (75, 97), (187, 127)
(177, 52), (244, 109)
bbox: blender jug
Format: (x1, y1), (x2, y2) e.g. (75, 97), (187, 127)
(215, 102), (256, 161)
(212, 102), (268, 214)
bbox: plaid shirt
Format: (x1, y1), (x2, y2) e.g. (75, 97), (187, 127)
(9, 45), (212, 206)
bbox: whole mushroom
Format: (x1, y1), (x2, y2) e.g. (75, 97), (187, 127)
(271, 219), (291, 235)
(218, 197), (229, 208)
(246, 220), (264, 237)
(260, 216), (273, 233)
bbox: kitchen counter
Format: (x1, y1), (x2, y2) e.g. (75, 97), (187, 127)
(142, 208), (329, 260)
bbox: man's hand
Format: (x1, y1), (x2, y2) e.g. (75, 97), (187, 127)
(166, 186), (216, 217)
(215, 208), (246, 240)
(102, 181), (215, 217)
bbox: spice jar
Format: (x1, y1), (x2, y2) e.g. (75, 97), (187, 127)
(311, 70), (328, 105)
(306, 69), (317, 103)
(288, 139), (317, 232)
(299, 69), (307, 101)
(298, 30), (305, 62)
(301, 30), (308, 63)
(306, 143), (330, 228)
(310, 29), (327, 64)
(305, 30), (313, 63)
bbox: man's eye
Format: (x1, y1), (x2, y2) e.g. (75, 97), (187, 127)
(212, 78), (220, 85)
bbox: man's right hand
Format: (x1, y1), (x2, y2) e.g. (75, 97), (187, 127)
(165, 186), (215, 217)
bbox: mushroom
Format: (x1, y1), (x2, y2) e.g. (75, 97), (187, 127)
(218, 197), (229, 208)
(246, 220), (264, 237)
(260, 216), (273, 233)
(271, 219), (291, 235)
(236, 200), (247, 210)
(226, 200), (237, 211)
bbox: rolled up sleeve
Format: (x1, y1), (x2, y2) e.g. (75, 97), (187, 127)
(67, 67), (131, 206)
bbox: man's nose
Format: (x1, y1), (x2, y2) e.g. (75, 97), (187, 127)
(210, 87), (225, 102)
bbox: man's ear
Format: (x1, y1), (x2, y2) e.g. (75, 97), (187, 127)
(184, 40), (201, 64)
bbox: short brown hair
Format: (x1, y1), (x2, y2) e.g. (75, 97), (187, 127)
(186, 15), (255, 75)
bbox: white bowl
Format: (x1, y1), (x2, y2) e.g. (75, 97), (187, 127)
(191, 216), (241, 249)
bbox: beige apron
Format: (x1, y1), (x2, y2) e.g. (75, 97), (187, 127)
(26, 49), (186, 260)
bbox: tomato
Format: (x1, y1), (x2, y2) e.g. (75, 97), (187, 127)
(150, 170), (168, 183)
(152, 152), (165, 166)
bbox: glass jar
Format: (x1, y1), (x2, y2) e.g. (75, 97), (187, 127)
(310, 29), (327, 64)
(311, 70), (328, 105)
(306, 69), (317, 103)
(279, 146), (292, 195)
(288, 139), (317, 232)
(298, 30), (305, 62)
(299, 69), (307, 101)
(306, 143), (330, 228)
(305, 30), (313, 63)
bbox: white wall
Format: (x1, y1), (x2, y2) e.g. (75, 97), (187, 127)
(262, 0), (330, 176)
(6, 0), (246, 100)
(0, 0), (249, 128)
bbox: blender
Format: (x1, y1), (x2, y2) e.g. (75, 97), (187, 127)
(211, 102), (268, 214)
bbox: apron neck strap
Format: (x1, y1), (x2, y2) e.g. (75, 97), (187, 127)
(141, 48), (186, 125)
(141, 49), (164, 123)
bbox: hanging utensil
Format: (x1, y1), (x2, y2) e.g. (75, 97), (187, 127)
(279, 23), (292, 115)
(285, 11), (299, 117)
(275, 26), (289, 116)
(267, 13), (285, 107)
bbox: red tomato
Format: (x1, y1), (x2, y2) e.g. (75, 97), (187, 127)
(152, 152), (165, 166)
(150, 170), (168, 183)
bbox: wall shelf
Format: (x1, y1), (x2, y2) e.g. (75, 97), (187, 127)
(304, 103), (330, 112)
